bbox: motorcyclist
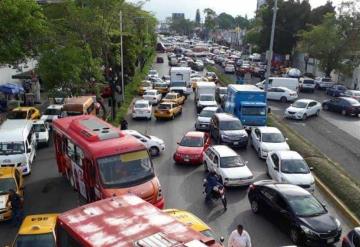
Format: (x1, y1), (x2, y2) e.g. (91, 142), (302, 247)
(205, 171), (223, 201)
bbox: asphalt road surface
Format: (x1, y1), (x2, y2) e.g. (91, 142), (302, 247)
(0, 54), (352, 246)
(216, 65), (360, 182)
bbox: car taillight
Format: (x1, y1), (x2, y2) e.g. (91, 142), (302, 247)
(153, 97), (156, 100)
(249, 184), (256, 191)
(157, 187), (163, 201)
(166, 110), (171, 114)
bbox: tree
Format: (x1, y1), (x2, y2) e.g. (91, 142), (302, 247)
(217, 13), (235, 29)
(203, 8), (217, 31)
(170, 18), (195, 35)
(234, 15), (250, 29)
(308, 1), (335, 26)
(195, 9), (201, 26)
(0, 0), (48, 64)
(298, 14), (345, 76)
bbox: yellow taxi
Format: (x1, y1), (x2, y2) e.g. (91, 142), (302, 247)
(164, 209), (219, 241)
(153, 82), (169, 95)
(161, 92), (186, 105)
(138, 80), (153, 95)
(0, 167), (24, 221)
(12, 214), (58, 246)
(8, 107), (41, 120)
(154, 102), (182, 120)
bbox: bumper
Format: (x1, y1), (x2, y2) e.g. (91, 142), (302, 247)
(259, 150), (269, 159)
(36, 138), (49, 144)
(155, 113), (172, 119)
(132, 112), (151, 119)
(303, 230), (341, 246)
(154, 198), (165, 209)
(0, 209), (12, 221)
(173, 154), (203, 165)
(221, 138), (248, 148)
(224, 178), (253, 187)
(195, 123), (210, 131)
(285, 112), (304, 119)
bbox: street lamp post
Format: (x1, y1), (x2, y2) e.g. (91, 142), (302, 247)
(119, 10), (124, 103)
(304, 53), (309, 73)
(264, 0), (278, 93)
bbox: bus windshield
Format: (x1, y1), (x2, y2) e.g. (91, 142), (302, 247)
(14, 233), (55, 247)
(97, 150), (154, 188)
(241, 106), (266, 116)
(0, 142), (25, 155)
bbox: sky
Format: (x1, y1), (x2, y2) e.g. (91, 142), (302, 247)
(127, 0), (345, 21)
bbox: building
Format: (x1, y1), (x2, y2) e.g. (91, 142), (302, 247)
(172, 13), (185, 21)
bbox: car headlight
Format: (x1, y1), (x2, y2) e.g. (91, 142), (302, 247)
(300, 225), (316, 236)
(221, 134), (229, 139)
(261, 146), (269, 152)
(335, 218), (341, 229)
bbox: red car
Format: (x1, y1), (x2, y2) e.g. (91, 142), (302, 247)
(173, 131), (211, 165)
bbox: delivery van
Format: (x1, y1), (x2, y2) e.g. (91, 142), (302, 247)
(256, 77), (299, 92)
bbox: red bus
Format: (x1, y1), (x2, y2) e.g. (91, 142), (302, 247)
(52, 115), (164, 208)
(56, 194), (223, 247)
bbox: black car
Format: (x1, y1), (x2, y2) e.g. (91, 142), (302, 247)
(342, 228), (360, 247)
(248, 181), (342, 246)
(322, 97), (360, 116)
(209, 113), (248, 148)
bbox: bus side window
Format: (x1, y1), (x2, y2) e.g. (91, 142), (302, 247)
(75, 147), (84, 167)
(86, 103), (95, 115)
(66, 140), (75, 161)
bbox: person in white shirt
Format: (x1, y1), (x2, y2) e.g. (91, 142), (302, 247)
(228, 224), (252, 247)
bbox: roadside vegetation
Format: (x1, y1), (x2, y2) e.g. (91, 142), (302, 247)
(205, 65), (234, 85)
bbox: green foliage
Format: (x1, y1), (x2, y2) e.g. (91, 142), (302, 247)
(203, 8), (217, 32)
(170, 18), (195, 35)
(308, 1), (335, 25)
(0, 0), (48, 64)
(217, 13), (235, 30)
(234, 15), (250, 29)
(205, 65), (234, 85)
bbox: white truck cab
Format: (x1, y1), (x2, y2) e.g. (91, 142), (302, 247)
(0, 120), (36, 175)
(32, 120), (50, 146)
(170, 67), (192, 96)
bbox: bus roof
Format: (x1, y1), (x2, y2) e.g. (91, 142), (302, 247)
(57, 194), (221, 247)
(53, 115), (145, 158)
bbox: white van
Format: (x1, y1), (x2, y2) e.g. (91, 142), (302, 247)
(256, 77), (299, 92)
(0, 120), (36, 175)
(170, 67), (192, 95)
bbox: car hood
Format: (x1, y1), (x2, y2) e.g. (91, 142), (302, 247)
(299, 214), (338, 233)
(149, 135), (164, 144)
(41, 115), (57, 121)
(286, 106), (306, 113)
(281, 172), (314, 185)
(0, 154), (26, 164)
(198, 101), (217, 106)
(176, 146), (203, 155)
(0, 194), (9, 210)
(261, 142), (289, 151)
(221, 129), (248, 137)
(197, 116), (211, 123)
(221, 166), (253, 179)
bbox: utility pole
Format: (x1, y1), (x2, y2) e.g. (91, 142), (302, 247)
(120, 10), (125, 102)
(264, 0), (278, 93)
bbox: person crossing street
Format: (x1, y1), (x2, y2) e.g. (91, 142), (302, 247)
(228, 224), (252, 247)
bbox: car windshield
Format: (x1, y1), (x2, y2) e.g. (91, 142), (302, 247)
(0, 142), (25, 155)
(0, 178), (17, 195)
(242, 106), (266, 116)
(293, 101), (308, 108)
(165, 94), (176, 99)
(180, 136), (203, 147)
(262, 133), (285, 143)
(346, 98), (360, 106)
(33, 124), (46, 132)
(155, 83), (166, 88)
(44, 109), (61, 116)
(200, 95), (215, 101)
(201, 229), (217, 240)
(144, 91), (155, 96)
(98, 150), (154, 188)
(220, 120), (243, 130)
(158, 104), (171, 110)
(135, 103), (148, 108)
(287, 195), (326, 217)
(141, 82), (151, 87)
(7, 111), (28, 119)
(303, 80), (314, 84)
(199, 110), (215, 118)
(281, 159), (310, 174)
(219, 88), (227, 94)
(220, 156), (244, 168)
(171, 81), (186, 87)
(14, 233), (55, 247)
(322, 78), (331, 82)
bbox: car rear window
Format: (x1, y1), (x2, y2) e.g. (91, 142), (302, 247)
(303, 80), (314, 84)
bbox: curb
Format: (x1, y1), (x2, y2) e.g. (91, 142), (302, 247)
(315, 175), (360, 227)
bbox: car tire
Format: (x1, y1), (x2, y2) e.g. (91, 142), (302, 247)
(150, 147), (159, 157)
(203, 161), (208, 172)
(323, 104), (329, 111)
(266, 167), (270, 178)
(280, 96), (287, 103)
(251, 200), (260, 214)
(290, 227), (302, 245)
(302, 114), (307, 120)
(341, 109), (347, 116)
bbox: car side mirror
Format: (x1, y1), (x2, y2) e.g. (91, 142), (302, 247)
(244, 161), (249, 165)
(285, 138), (289, 141)
(177, 141), (180, 145)
(220, 236), (225, 243)
(321, 201), (327, 208)
(310, 166), (314, 171)
(280, 209), (288, 214)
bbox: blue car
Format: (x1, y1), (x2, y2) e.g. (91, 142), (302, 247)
(326, 84), (347, 97)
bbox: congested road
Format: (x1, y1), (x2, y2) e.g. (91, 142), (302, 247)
(0, 53), (352, 246)
(217, 66), (360, 182)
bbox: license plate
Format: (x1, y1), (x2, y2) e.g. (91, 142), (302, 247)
(201, 125), (206, 127)
(233, 142), (239, 145)
(184, 158), (190, 162)
(327, 238), (334, 244)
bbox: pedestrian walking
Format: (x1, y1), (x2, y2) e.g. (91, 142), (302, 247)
(6, 189), (24, 227)
(228, 224), (252, 247)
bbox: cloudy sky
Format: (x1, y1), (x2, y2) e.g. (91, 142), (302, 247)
(127, 0), (345, 20)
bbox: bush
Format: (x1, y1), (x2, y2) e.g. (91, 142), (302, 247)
(269, 114), (360, 220)
(112, 53), (155, 125)
(205, 65), (234, 85)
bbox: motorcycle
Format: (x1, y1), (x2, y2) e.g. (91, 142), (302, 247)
(203, 178), (227, 210)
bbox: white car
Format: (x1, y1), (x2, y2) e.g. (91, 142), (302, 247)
(32, 120), (49, 147)
(123, 130), (165, 156)
(224, 64), (235, 73)
(250, 126), (290, 159)
(132, 100), (152, 120)
(284, 99), (321, 120)
(196, 94), (218, 113)
(315, 77), (334, 89)
(148, 69), (159, 78)
(142, 89), (162, 105)
(266, 150), (315, 193)
(204, 145), (253, 187)
(40, 104), (63, 128)
(267, 86), (298, 103)
(299, 77), (316, 92)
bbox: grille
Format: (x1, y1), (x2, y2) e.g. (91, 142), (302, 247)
(287, 111), (295, 114)
(319, 229), (338, 239)
(298, 184), (311, 189)
(1, 164), (15, 167)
